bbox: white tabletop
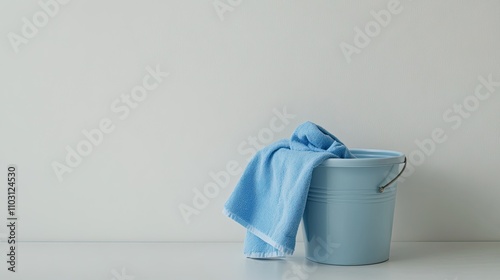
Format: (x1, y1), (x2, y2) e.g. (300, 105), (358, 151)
(1, 242), (499, 279)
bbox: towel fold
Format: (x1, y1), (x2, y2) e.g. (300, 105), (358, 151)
(223, 121), (354, 258)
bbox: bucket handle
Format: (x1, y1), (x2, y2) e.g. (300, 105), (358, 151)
(378, 157), (407, 193)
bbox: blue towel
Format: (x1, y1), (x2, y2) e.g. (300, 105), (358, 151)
(223, 121), (354, 258)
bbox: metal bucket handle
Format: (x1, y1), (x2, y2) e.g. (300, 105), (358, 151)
(378, 157), (407, 193)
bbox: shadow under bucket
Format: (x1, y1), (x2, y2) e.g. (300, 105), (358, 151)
(302, 149), (406, 265)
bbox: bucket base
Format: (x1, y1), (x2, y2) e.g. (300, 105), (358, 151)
(305, 256), (389, 266)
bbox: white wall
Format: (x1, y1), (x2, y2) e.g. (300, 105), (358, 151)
(0, 0), (499, 242)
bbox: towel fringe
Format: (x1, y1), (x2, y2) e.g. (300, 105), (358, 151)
(223, 208), (294, 258)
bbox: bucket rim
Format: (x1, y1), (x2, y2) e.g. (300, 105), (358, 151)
(319, 149), (405, 167)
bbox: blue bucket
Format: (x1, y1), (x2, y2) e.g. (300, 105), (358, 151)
(302, 149), (406, 265)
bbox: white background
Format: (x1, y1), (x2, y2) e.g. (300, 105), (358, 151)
(0, 0), (499, 243)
